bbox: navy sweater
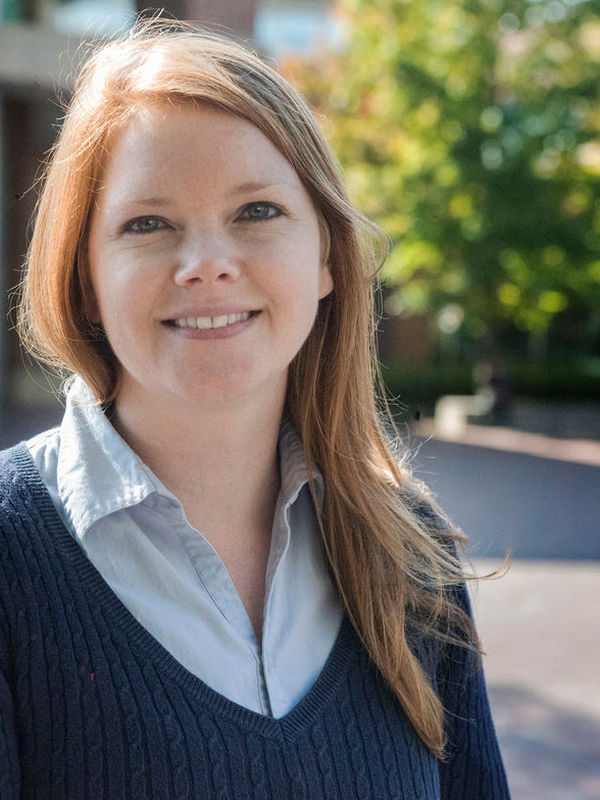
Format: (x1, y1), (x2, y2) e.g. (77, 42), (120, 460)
(0, 445), (511, 799)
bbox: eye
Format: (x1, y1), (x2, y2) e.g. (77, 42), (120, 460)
(121, 216), (169, 234)
(238, 202), (284, 222)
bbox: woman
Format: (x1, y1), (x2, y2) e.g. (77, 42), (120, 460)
(1, 20), (510, 799)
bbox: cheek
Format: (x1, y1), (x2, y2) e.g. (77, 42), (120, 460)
(91, 272), (152, 348)
(269, 267), (321, 316)
(265, 238), (324, 297)
(88, 230), (163, 318)
(92, 257), (150, 310)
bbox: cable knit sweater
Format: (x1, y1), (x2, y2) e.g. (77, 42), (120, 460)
(0, 445), (511, 799)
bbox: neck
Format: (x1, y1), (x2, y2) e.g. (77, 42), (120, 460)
(111, 383), (285, 542)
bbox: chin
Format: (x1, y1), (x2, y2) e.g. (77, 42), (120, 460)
(173, 372), (285, 410)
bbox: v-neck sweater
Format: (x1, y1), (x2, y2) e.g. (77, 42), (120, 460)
(0, 444), (511, 799)
(25, 379), (344, 719)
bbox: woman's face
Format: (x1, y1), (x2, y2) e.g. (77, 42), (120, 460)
(88, 102), (333, 414)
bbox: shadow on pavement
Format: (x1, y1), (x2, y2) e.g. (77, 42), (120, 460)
(489, 684), (600, 800)
(412, 437), (600, 560)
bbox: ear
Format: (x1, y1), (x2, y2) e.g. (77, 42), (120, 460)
(316, 212), (333, 299)
(318, 261), (334, 300)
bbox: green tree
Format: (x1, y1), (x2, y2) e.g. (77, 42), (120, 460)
(285, 0), (600, 358)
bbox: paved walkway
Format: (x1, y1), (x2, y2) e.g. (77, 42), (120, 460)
(472, 559), (600, 800)
(411, 436), (600, 561)
(417, 418), (600, 466)
(409, 431), (600, 798)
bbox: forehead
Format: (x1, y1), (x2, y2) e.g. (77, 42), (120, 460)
(96, 102), (302, 199)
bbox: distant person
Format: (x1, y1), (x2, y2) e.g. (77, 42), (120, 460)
(474, 357), (513, 425)
(0, 20), (510, 798)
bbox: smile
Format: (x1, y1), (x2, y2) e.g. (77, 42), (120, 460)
(168, 311), (258, 330)
(162, 310), (261, 339)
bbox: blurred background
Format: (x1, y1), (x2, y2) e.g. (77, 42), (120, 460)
(0, 0), (598, 796)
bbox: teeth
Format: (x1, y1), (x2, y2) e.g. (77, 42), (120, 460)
(174, 312), (251, 329)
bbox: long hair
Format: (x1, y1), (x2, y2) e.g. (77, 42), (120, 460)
(18, 19), (499, 758)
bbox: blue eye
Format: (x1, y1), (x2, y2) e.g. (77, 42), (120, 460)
(122, 216), (168, 234)
(239, 202), (283, 222)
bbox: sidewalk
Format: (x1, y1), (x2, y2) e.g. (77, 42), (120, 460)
(472, 559), (600, 800)
(410, 425), (600, 798)
(416, 418), (600, 467)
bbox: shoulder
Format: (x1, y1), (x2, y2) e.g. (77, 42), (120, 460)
(0, 444), (62, 615)
(0, 447), (43, 619)
(0, 443), (50, 527)
(0, 423), (62, 498)
(0, 443), (34, 489)
(400, 476), (464, 556)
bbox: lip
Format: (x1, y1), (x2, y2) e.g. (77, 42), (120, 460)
(163, 310), (260, 340)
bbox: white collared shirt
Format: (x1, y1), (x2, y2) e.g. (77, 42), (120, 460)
(26, 377), (344, 717)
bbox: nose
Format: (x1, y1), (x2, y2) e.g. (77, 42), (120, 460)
(173, 234), (242, 286)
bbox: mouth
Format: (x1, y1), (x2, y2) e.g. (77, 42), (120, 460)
(163, 310), (261, 330)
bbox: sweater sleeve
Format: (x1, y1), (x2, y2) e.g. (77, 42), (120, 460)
(437, 580), (511, 800)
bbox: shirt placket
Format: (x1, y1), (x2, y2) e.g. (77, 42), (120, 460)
(177, 514), (275, 714)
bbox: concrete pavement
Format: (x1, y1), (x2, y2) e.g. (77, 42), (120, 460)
(411, 434), (600, 561)
(410, 432), (600, 800)
(472, 560), (600, 800)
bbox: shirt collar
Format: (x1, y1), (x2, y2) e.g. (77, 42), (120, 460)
(56, 377), (160, 541)
(57, 376), (323, 542)
(278, 416), (324, 511)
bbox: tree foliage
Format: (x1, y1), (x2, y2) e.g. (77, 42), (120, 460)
(284, 0), (600, 349)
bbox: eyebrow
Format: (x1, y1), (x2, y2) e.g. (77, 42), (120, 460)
(128, 197), (171, 207)
(229, 180), (299, 195)
(125, 181), (299, 208)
